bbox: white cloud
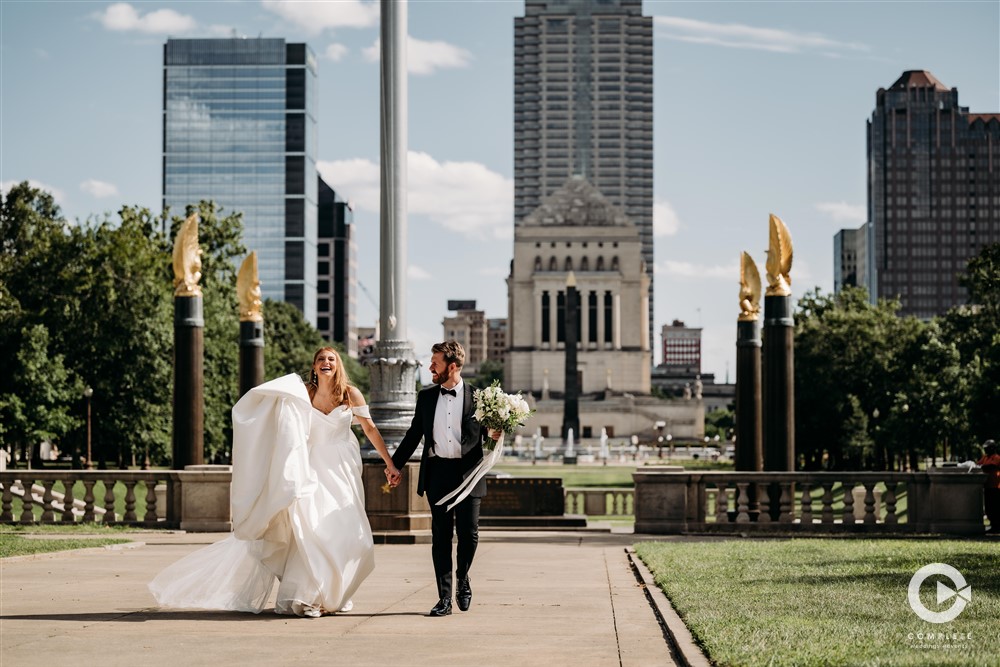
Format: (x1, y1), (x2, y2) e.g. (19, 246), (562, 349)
(261, 0), (378, 34)
(654, 198), (681, 237)
(815, 201), (866, 224)
(97, 3), (197, 34)
(79, 179), (120, 199)
(363, 36), (473, 75)
(324, 43), (349, 62)
(657, 259), (738, 280)
(408, 265), (432, 281)
(317, 152), (513, 240)
(654, 16), (868, 56)
(1, 179), (66, 205)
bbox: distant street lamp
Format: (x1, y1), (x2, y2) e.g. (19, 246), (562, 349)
(83, 386), (93, 470)
(666, 434), (673, 459)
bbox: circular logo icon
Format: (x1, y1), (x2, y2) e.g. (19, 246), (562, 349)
(907, 563), (972, 624)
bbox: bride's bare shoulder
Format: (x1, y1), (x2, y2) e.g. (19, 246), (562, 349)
(348, 385), (367, 406)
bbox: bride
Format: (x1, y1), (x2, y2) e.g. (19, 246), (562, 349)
(149, 347), (400, 617)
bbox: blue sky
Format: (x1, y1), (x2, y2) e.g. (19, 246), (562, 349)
(2, 0), (998, 384)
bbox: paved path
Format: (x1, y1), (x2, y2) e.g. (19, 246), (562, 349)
(1, 530), (680, 667)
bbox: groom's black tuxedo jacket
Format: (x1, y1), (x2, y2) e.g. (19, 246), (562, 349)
(391, 383), (488, 500)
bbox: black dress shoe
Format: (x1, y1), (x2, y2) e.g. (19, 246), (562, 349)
(429, 599), (452, 616)
(456, 579), (472, 611)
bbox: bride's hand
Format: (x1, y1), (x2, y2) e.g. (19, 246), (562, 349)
(385, 466), (402, 487)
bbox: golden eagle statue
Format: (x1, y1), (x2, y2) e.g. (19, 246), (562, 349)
(237, 251), (263, 322)
(739, 251), (761, 321)
(172, 213), (202, 297)
(765, 213), (793, 297)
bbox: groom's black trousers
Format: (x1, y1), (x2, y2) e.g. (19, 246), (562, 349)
(425, 456), (481, 601)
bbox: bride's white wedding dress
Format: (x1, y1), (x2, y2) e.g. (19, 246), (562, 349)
(148, 374), (375, 616)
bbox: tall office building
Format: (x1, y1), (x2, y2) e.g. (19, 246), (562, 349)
(833, 225), (867, 294)
(514, 0), (653, 335)
(867, 70), (1000, 318)
(317, 177), (357, 354)
(163, 38), (319, 324)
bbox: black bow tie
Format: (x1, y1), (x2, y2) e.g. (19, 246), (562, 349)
(440, 387), (457, 397)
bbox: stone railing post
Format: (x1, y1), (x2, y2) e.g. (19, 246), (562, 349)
(633, 470), (691, 534)
(910, 470), (985, 535)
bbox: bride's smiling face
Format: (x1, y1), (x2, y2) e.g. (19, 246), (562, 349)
(314, 350), (338, 380)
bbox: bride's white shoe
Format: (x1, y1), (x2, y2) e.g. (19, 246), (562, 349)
(338, 600), (353, 613)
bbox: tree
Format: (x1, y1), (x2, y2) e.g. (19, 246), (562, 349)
(0, 325), (82, 466)
(942, 242), (1000, 450)
(263, 299), (369, 397)
(794, 287), (925, 470)
(470, 359), (504, 388)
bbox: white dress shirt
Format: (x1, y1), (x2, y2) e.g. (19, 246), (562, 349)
(432, 380), (464, 459)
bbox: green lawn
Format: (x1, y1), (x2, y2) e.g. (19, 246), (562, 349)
(0, 533), (133, 558)
(635, 539), (1000, 667)
(494, 460), (735, 488)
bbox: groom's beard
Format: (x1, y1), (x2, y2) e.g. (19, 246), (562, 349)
(432, 370), (446, 385)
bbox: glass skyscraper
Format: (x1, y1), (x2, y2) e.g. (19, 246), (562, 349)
(514, 0), (653, 340)
(163, 38), (318, 324)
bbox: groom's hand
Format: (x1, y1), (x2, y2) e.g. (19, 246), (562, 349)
(488, 428), (502, 441)
(385, 467), (402, 487)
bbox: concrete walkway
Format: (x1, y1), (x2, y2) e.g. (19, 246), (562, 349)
(1, 530), (686, 667)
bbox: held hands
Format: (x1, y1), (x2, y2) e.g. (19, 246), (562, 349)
(488, 428), (502, 441)
(384, 465), (402, 488)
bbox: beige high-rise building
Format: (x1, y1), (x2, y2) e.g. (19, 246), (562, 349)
(506, 176), (651, 395)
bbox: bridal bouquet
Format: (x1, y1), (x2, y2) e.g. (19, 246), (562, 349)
(436, 381), (533, 511)
(473, 381), (534, 451)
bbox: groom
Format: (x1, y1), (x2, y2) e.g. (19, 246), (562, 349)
(391, 340), (494, 616)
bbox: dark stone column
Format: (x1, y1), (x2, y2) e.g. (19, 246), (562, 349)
(736, 320), (763, 472)
(763, 294), (794, 472)
(173, 296), (204, 469)
(561, 281), (580, 443)
(238, 320), (264, 398)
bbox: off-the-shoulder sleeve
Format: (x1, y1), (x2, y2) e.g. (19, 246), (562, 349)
(351, 404), (371, 425)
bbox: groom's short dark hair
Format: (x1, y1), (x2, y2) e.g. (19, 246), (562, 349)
(432, 340), (465, 368)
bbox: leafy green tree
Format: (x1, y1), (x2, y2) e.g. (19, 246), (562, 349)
(75, 206), (173, 468)
(942, 242), (1000, 450)
(0, 325), (83, 466)
(262, 299), (369, 397)
(704, 408), (735, 441)
(470, 359), (505, 388)
(794, 287), (924, 470)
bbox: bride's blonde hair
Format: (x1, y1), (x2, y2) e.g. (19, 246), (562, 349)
(307, 347), (352, 406)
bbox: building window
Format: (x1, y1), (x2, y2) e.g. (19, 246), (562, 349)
(557, 291), (566, 343)
(596, 256), (605, 271)
(588, 291), (598, 343)
(541, 291), (551, 343)
(549, 257), (558, 271)
(534, 256), (542, 271)
(580, 256), (590, 271)
(604, 291), (612, 343)
(611, 256), (619, 271)
(564, 256), (573, 271)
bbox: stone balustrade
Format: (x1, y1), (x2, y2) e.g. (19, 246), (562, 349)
(634, 469), (987, 535)
(1, 470), (177, 527)
(565, 487), (634, 517)
(0, 466), (233, 531)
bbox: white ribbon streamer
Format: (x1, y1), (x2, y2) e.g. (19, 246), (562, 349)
(435, 432), (505, 511)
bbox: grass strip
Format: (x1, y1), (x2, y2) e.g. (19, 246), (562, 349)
(0, 534), (132, 558)
(635, 539), (999, 666)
